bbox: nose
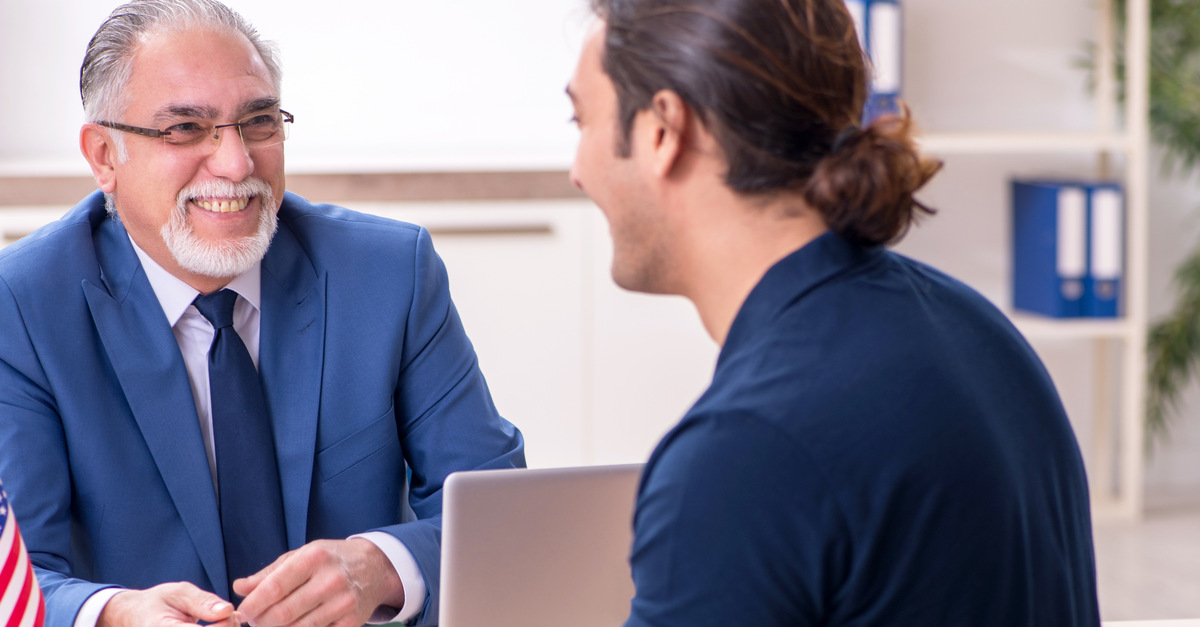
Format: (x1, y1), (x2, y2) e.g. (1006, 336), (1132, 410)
(568, 162), (583, 191)
(204, 126), (255, 181)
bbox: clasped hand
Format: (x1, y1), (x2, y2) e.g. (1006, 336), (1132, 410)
(99, 538), (404, 627)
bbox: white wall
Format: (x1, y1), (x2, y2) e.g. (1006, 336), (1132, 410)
(0, 0), (590, 174)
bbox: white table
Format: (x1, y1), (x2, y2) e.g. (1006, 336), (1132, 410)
(1099, 614), (1200, 619)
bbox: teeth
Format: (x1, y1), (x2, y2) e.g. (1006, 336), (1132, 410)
(195, 197), (250, 213)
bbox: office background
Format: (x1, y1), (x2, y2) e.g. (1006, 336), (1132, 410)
(2, 0), (1200, 616)
(5, 0), (1198, 493)
(2, 0), (1200, 614)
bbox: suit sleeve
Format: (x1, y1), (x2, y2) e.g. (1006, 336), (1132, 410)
(376, 227), (526, 625)
(0, 277), (118, 627)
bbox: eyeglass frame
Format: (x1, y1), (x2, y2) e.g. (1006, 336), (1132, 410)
(95, 109), (294, 150)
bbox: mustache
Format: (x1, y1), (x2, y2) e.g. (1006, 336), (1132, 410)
(176, 178), (274, 206)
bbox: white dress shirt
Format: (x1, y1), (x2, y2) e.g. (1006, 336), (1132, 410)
(75, 239), (425, 626)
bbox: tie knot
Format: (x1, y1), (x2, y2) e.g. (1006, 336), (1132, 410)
(193, 289), (239, 329)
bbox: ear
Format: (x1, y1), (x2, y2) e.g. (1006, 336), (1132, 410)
(644, 89), (690, 179)
(80, 123), (119, 193)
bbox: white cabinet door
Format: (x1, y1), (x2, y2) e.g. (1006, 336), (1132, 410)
(348, 200), (590, 469)
(0, 206), (74, 248)
(585, 210), (719, 465)
(346, 201), (718, 469)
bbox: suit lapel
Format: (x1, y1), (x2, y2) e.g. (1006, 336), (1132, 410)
(259, 215), (326, 548)
(82, 215), (228, 594)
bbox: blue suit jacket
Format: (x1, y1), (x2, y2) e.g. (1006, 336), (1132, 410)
(0, 191), (525, 627)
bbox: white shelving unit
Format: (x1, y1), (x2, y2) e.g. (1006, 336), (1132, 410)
(916, 132), (1131, 155)
(909, 0), (1149, 519)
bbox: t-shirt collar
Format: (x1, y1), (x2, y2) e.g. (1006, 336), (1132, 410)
(720, 231), (880, 359)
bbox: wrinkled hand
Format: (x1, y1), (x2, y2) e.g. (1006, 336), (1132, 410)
(98, 582), (239, 627)
(233, 538), (405, 627)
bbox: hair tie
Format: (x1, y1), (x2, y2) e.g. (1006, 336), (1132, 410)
(831, 125), (860, 153)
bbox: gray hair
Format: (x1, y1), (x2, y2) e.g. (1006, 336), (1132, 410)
(81, 0), (283, 158)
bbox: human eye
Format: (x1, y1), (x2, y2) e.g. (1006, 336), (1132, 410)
(162, 121), (209, 145)
(240, 113), (280, 141)
(243, 113), (276, 127)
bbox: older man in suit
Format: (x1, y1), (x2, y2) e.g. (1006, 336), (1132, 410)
(0, 2), (524, 627)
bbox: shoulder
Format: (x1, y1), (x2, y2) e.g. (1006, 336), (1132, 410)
(269, 194), (455, 314)
(808, 247), (1004, 326)
(762, 246), (1023, 370)
(0, 192), (108, 293)
(277, 193), (424, 247)
(0, 193), (105, 261)
(273, 193), (445, 273)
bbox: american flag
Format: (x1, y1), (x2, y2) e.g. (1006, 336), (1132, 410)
(0, 481), (44, 627)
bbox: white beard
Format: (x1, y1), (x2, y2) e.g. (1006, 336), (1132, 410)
(162, 178), (279, 279)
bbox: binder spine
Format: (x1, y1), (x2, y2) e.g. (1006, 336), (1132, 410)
(1085, 186), (1124, 318)
(1011, 180), (1087, 318)
(1055, 186), (1088, 317)
(1011, 179), (1125, 319)
(864, 0), (902, 122)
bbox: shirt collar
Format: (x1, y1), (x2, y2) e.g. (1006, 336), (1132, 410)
(721, 230), (882, 358)
(128, 235), (262, 327)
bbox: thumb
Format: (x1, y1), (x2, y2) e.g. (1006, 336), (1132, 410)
(165, 583), (235, 623)
(232, 551), (289, 599)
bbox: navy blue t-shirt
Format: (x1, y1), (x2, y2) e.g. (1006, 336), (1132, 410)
(624, 232), (1099, 626)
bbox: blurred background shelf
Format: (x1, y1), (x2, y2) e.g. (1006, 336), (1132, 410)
(1010, 314), (1135, 341)
(917, 131), (1131, 154)
(894, 0), (1149, 519)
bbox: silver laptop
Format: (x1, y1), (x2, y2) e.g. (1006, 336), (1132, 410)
(439, 463), (644, 627)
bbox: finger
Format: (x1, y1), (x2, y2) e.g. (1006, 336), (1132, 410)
(236, 549), (319, 623)
(252, 576), (358, 627)
(270, 591), (358, 627)
(163, 613), (240, 627)
(161, 582), (237, 623)
(214, 611), (247, 627)
(233, 550), (293, 599)
(243, 541), (376, 627)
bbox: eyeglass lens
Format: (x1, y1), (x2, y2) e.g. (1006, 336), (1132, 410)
(162, 111), (291, 150)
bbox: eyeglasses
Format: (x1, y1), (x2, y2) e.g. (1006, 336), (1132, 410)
(96, 110), (294, 154)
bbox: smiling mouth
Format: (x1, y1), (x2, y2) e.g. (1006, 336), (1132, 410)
(192, 197), (252, 213)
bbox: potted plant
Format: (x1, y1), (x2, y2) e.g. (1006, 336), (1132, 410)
(1110, 0), (1200, 447)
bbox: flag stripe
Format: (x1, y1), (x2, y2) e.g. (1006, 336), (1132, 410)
(0, 492), (44, 627)
(5, 563), (34, 627)
(0, 526), (21, 612)
(23, 595), (44, 627)
(0, 514), (14, 568)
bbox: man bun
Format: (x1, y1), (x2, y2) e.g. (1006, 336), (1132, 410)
(805, 106), (941, 247)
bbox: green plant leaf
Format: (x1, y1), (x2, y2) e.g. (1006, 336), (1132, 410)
(1101, 0), (1200, 450)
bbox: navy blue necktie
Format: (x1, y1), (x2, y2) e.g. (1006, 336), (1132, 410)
(194, 289), (287, 600)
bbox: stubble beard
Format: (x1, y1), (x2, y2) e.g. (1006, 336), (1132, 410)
(609, 206), (675, 296)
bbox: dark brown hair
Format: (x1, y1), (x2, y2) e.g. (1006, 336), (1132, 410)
(591, 0), (941, 247)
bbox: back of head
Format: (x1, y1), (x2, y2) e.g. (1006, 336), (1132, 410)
(591, 0), (941, 247)
(80, 0), (281, 124)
